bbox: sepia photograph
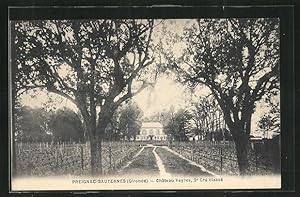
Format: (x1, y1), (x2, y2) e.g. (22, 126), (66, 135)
(9, 17), (281, 190)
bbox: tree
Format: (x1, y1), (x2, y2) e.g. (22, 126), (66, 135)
(118, 101), (143, 141)
(104, 112), (121, 141)
(165, 109), (191, 141)
(12, 19), (155, 175)
(176, 18), (279, 175)
(189, 96), (225, 141)
(15, 106), (52, 142)
(189, 98), (208, 141)
(257, 92), (280, 138)
(49, 108), (85, 142)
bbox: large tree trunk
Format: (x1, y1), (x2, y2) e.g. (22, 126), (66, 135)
(231, 122), (251, 176)
(234, 136), (250, 175)
(90, 106), (114, 176)
(84, 117), (103, 176)
(87, 121), (108, 176)
(90, 136), (102, 176)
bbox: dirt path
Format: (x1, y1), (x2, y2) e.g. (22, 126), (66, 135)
(117, 145), (160, 176)
(118, 145), (216, 177)
(156, 146), (215, 176)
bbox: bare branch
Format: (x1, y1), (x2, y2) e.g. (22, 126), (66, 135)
(252, 68), (279, 102)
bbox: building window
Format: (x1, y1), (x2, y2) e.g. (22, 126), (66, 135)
(142, 129), (147, 135)
(149, 129), (153, 135)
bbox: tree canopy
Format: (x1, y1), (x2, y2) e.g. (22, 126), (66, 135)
(15, 106), (51, 142)
(164, 109), (191, 141)
(118, 101), (143, 141)
(171, 18), (280, 175)
(12, 19), (157, 175)
(49, 108), (85, 142)
(178, 19), (279, 131)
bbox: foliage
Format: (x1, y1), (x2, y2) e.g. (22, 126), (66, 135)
(49, 108), (85, 142)
(179, 18), (279, 130)
(102, 100), (143, 141)
(257, 90), (280, 138)
(173, 18), (280, 174)
(15, 106), (52, 142)
(12, 18), (155, 134)
(118, 101), (143, 141)
(164, 109), (191, 141)
(15, 106), (85, 142)
(189, 97), (217, 138)
(257, 101), (280, 138)
(103, 112), (121, 141)
(12, 19), (156, 174)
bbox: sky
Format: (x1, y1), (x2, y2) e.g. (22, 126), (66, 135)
(20, 75), (190, 116)
(132, 75), (187, 117)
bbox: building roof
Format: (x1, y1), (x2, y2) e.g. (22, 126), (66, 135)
(141, 122), (163, 128)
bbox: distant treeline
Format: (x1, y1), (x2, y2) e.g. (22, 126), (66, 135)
(14, 100), (143, 142)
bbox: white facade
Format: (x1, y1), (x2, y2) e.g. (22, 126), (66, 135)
(136, 122), (167, 141)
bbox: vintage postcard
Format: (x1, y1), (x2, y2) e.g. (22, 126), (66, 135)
(9, 16), (281, 191)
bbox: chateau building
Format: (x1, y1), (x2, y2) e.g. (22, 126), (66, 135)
(136, 122), (167, 141)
